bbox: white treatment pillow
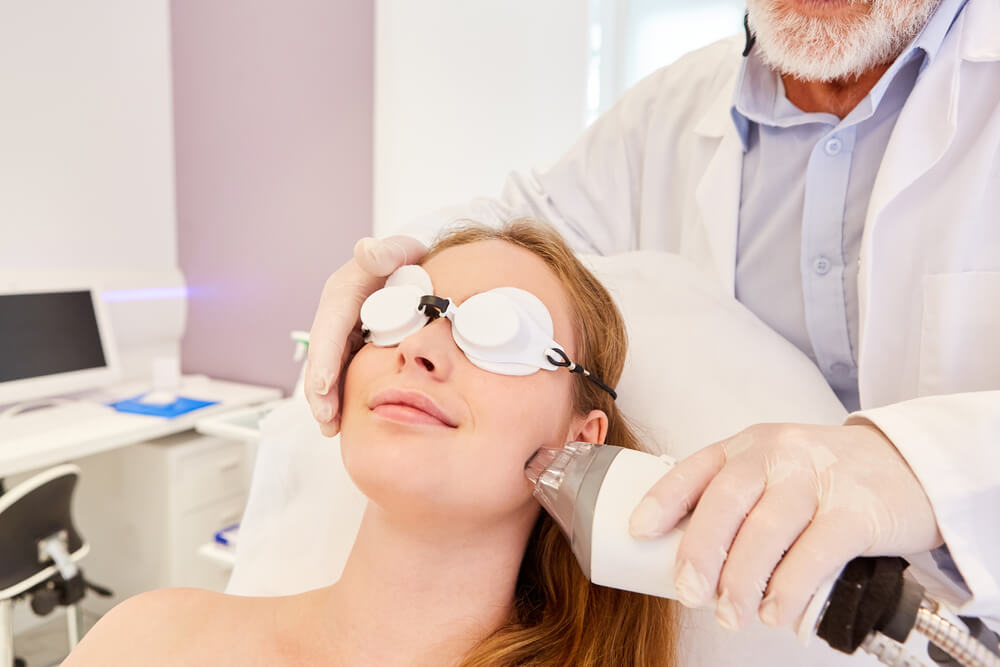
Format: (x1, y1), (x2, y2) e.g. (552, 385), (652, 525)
(582, 251), (847, 459)
(227, 251), (847, 597)
(227, 399), (364, 596)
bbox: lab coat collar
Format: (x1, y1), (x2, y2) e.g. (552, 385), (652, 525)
(694, 55), (741, 140)
(915, 0), (969, 67)
(961, 0), (1000, 61)
(866, 0), (980, 223)
(694, 126), (742, 294)
(692, 51), (744, 294)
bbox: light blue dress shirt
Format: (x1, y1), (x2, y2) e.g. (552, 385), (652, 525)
(732, 0), (967, 411)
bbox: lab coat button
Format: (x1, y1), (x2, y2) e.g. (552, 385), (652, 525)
(824, 137), (843, 156)
(813, 256), (832, 275)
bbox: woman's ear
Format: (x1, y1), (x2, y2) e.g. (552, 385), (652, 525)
(567, 409), (609, 445)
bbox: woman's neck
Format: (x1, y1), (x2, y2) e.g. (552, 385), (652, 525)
(315, 503), (537, 666)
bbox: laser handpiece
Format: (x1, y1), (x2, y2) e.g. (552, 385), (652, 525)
(526, 443), (1000, 667)
(525, 441), (688, 599)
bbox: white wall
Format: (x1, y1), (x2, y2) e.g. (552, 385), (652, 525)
(374, 0), (590, 236)
(0, 0), (177, 272)
(172, 0), (374, 394)
(0, 1), (177, 634)
(597, 0), (746, 107)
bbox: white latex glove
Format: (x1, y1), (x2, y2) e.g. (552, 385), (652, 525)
(628, 422), (944, 632)
(305, 235), (427, 436)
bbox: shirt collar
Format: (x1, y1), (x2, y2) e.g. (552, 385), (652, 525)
(731, 0), (969, 150)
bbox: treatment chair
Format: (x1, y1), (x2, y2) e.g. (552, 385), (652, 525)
(0, 464), (110, 667)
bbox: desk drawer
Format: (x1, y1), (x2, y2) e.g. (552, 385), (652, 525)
(172, 494), (245, 591)
(176, 438), (248, 512)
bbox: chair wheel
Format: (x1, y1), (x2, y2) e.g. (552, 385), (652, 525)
(29, 584), (59, 616)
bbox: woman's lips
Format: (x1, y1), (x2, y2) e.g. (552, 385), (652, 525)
(373, 403), (452, 427)
(369, 388), (458, 428)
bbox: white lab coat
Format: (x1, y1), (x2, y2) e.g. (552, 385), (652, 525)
(409, 0), (1000, 621)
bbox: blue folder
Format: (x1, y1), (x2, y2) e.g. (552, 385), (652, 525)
(108, 394), (219, 418)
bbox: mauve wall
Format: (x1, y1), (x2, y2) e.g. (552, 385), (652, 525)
(171, 0), (373, 393)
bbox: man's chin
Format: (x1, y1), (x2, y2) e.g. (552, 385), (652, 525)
(764, 50), (884, 83)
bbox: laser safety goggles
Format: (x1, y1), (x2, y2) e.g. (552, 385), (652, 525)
(359, 265), (617, 399)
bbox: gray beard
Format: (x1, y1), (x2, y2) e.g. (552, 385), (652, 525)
(746, 0), (944, 82)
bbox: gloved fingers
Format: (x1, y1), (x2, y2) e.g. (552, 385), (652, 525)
(714, 477), (817, 631)
(305, 261), (387, 432)
(305, 235), (425, 432)
(670, 454), (770, 609)
(758, 511), (871, 630)
(304, 358), (340, 435)
(353, 235), (428, 276)
(629, 441), (730, 543)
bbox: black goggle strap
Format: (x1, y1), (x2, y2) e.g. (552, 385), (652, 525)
(418, 295), (451, 320)
(742, 10), (756, 57)
(545, 348), (618, 401)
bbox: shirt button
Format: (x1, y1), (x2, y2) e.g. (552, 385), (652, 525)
(813, 256), (831, 275)
(824, 137), (843, 156)
(830, 362), (851, 376)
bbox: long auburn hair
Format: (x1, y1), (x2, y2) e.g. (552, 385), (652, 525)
(421, 220), (678, 667)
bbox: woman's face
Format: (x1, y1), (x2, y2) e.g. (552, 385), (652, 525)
(340, 240), (605, 528)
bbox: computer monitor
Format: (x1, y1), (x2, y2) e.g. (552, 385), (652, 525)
(0, 274), (120, 406)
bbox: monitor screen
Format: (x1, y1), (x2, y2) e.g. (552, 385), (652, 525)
(0, 291), (108, 382)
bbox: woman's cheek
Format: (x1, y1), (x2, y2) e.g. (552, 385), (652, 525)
(477, 376), (571, 459)
(458, 441), (537, 517)
(339, 347), (380, 433)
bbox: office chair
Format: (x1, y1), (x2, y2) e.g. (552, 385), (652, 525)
(0, 464), (109, 667)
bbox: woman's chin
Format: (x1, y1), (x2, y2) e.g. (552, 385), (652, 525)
(342, 438), (450, 499)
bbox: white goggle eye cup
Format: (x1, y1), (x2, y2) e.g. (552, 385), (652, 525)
(451, 289), (558, 376)
(452, 291), (520, 348)
(360, 285), (428, 347)
(385, 263), (434, 293)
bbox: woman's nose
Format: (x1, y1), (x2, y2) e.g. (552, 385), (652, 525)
(395, 317), (455, 378)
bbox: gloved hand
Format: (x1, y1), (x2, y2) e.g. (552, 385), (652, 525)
(305, 235), (427, 436)
(628, 422), (944, 632)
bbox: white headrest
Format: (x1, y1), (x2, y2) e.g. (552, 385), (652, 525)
(581, 252), (846, 457)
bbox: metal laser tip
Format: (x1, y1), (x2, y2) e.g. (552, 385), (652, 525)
(524, 447), (560, 485)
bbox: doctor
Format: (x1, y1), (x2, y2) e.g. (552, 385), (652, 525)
(306, 0), (1000, 637)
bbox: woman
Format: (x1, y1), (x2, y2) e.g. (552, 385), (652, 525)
(64, 221), (677, 666)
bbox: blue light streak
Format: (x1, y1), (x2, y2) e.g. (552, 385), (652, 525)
(101, 286), (189, 303)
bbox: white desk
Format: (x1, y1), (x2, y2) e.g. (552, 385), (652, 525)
(0, 376), (282, 478)
(198, 541), (237, 569)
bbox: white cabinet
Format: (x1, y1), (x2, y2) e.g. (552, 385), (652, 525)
(72, 432), (250, 615)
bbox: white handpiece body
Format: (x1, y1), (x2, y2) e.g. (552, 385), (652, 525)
(589, 448), (687, 598)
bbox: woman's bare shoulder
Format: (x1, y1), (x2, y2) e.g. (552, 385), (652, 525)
(63, 588), (260, 666)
